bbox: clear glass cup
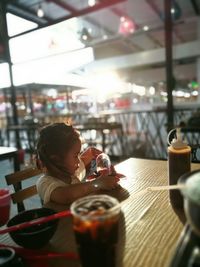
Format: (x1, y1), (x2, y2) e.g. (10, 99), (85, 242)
(70, 194), (120, 267)
(96, 153), (112, 174)
(0, 188), (11, 227)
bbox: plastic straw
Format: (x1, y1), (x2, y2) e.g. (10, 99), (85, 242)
(0, 210), (72, 235)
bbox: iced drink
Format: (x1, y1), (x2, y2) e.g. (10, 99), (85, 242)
(0, 188), (11, 226)
(70, 195), (120, 267)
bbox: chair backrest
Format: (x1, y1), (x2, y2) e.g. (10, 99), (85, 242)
(5, 167), (42, 212)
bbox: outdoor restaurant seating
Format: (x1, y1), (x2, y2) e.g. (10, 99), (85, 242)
(6, 124), (39, 153)
(76, 120), (125, 158)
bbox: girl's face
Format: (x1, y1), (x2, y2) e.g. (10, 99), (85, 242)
(62, 139), (82, 175)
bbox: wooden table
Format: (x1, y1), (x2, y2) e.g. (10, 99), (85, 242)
(6, 125), (39, 152)
(0, 146), (20, 172)
(1, 158), (200, 267)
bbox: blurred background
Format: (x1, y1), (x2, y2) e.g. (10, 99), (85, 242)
(0, 0), (200, 162)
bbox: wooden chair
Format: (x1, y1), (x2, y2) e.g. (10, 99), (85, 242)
(5, 167), (42, 213)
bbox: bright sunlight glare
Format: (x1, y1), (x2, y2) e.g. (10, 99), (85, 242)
(6, 13), (38, 37)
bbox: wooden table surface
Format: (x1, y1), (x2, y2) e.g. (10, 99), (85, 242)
(1, 158), (200, 267)
(0, 146), (20, 172)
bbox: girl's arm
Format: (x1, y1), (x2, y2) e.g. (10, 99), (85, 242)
(50, 174), (119, 204)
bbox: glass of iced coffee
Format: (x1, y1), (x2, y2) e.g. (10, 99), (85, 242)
(70, 194), (120, 267)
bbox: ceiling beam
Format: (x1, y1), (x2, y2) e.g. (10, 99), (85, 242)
(120, 63), (196, 84)
(49, 0), (127, 24)
(145, 32), (163, 48)
(145, 0), (161, 19)
(120, 39), (143, 52)
(78, 19), (184, 53)
(83, 40), (200, 72)
(47, 0), (77, 13)
(146, 0), (184, 43)
(173, 28), (185, 43)
(7, 2), (53, 25)
(111, 5), (163, 50)
(7, 3), (48, 25)
(93, 37), (142, 52)
(9, 0), (126, 39)
(48, 0), (116, 40)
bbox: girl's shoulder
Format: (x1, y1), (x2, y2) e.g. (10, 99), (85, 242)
(37, 174), (67, 186)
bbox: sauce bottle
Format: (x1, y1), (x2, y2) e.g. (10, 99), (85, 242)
(168, 128), (191, 210)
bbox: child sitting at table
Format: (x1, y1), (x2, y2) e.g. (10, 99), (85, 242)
(36, 122), (119, 205)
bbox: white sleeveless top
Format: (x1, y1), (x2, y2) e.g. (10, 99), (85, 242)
(36, 159), (86, 204)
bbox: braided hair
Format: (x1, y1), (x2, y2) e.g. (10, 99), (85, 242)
(36, 123), (80, 183)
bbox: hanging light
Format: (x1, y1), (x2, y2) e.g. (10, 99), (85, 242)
(88, 0), (97, 7)
(80, 28), (93, 43)
(160, 0), (181, 21)
(37, 5), (44, 18)
(119, 16), (136, 35)
(171, 1), (182, 20)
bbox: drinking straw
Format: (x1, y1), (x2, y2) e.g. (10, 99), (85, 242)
(146, 184), (187, 192)
(131, 184), (187, 199)
(0, 210), (72, 235)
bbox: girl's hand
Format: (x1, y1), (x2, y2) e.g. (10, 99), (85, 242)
(87, 165), (125, 181)
(94, 172), (120, 190)
(80, 147), (102, 168)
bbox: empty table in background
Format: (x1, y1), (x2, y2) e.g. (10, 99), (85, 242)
(0, 146), (20, 172)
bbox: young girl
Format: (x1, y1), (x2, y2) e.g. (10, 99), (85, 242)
(36, 123), (119, 205)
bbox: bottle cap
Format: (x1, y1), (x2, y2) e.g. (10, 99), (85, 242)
(170, 128), (188, 149)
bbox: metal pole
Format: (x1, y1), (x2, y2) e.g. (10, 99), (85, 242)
(164, 0), (174, 132)
(0, 1), (21, 148)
